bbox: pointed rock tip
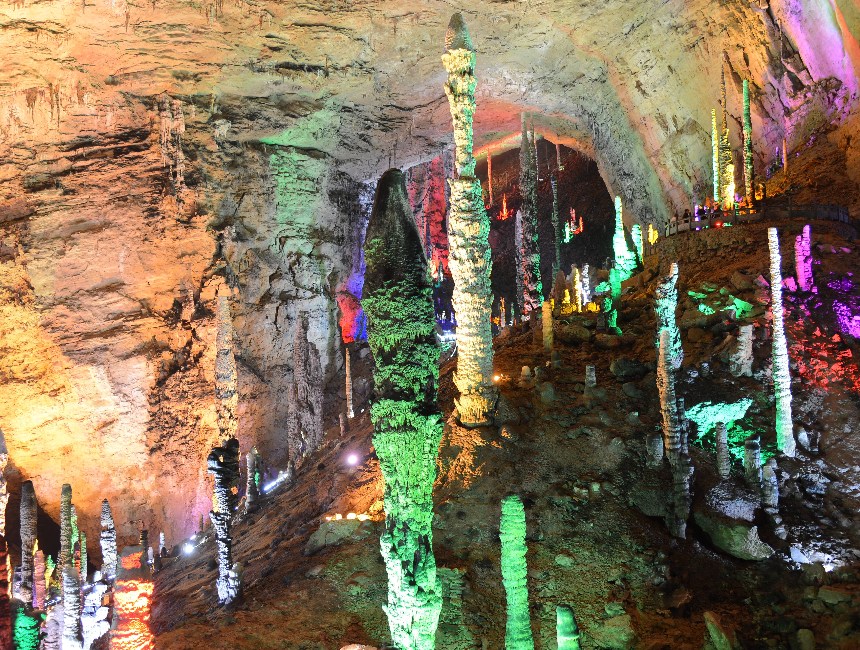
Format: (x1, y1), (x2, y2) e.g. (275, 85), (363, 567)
(445, 13), (474, 52)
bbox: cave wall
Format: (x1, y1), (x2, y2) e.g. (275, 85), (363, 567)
(1, 0), (858, 546)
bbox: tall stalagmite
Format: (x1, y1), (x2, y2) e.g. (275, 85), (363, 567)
(289, 314), (324, 458)
(657, 330), (682, 461)
(362, 168), (443, 649)
(768, 228), (796, 457)
(18, 481), (36, 606)
(60, 484), (73, 574)
(719, 68), (734, 207)
(215, 286), (239, 443)
(442, 12), (497, 426)
(345, 347), (355, 419)
(711, 108), (720, 202)
(62, 565), (83, 650)
(100, 500), (117, 583)
(550, 175), (561, 275)
(32, 546), (45, 610)
(245, 447), (262, 513)
(795, 224), (813, 292)
(500, 495), (534, 650)
(207, 438), (242, 604)
(742, 79), (754, 204)
(0, 433), (10, 650)
(518, 114), (542, 316)
(612, 197), (637, 282)
(556, 605), (582, 650)
(655, 263), (683, 369)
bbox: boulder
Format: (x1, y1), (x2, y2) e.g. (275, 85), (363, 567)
(304, 519), (374, 555)
(589, 613), (636, 649)
(609, 357), (647, 380)
(557, 323), (592, 343)
(693, 512), (774, 561)
(730, 270), (755, 291)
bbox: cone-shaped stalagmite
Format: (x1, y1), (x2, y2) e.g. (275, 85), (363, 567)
(60, 484), (73, 574)
(518, 115), (542, 315)
(742, 79), (754, 204)
(500, 495), (534, 650)
(208, 438), (241, 604)
(363, 168), (443, 650)
(556, 605), (582, 650)
(655, 263), (683, 370)
(442, 13), (497, 426)
(716, 422), (731, 480)
(62, 565), (83, 650)
(19, 481), (36, 605)
(550, 175), (561, 275)
(657, 330), (682, 460)
(100, 499), (117, 583)
(768, 228), (796, 456)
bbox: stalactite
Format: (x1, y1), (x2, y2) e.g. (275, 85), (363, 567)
(245, 446), (261, 513)
(442, 13), (497, 426)
(519, 113), (542, 316)
(730, 324), (754, 378)
(612, 197), (637, 282)
(657, 330), (682, 462)
(62, 565), (83, 650)
(345, 347), (355, 419)
(290, 314), (324, 458)
(795, 224), (813, 292)
(362, 168), (443, 650)
(500, 495), (533, 650)
(100, 499), (117, 583)
(742, 79), (754, 204)
(550, 176), (561, 275)
(32, 545), (45, 611)
(655, 263), (683, 370)
(60, 484), (73, 575)
(711, 108), (720, 202)
(19, 481), (36, 606)
(744, 435), (762, 487)
(215, 286), (239, 443)
(207, 438), (241, 605)
(716, 422), (731, 480)
(542, 301), (553, 352)
(556, 605), (582, 650)
(768, 228), (796, 457)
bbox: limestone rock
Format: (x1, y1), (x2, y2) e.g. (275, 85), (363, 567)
(694, 512), (774, 561)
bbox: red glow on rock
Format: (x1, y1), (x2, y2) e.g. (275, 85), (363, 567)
(110, 579), (154, 650)
(337, 292), (363, 344)
(120, 552), (142, 571)
(496, 194), (511, 221)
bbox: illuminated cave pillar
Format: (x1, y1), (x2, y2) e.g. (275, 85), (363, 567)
(655, 263), (683, 370)
(215, 286), (239, 443)
(719, 68), (734, 208)
(18, 481), (36, 605)
(0, 434), (10, 650)
(550, 176), (561, 275)
(795, 224), (813, 292)
(612, 197), (637, 282)
(62, 565), (83, 650)
(519, 114), (542, 316)
(363, 169), (442, 650)
(100, 499), (118, 583)
(442, 12), (497, 426)
(207, 439), (241, 604)
(109, 546), (154, 650)
(657, 329), (682, 462)
(631, 223), (644, 263)
(60, 484), (73, 575)
(742, 80), (754, 204)
(345, 347), (355, 419)
(500, 495), (534, 650)
(556, 605), (582, 650)
(711, 109), (720, 203)
(768, 229), (796, 457)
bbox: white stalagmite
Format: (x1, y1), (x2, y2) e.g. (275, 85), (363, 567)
(655, 262), (683, 369)
(768, 228), (796, 457)
(657, 330), (682, 461)
(584, 365), (596, 389)
(19, 480), (36, 605)
(60, 484), (73, 574)
(744, 436), (762, 487)
(245, 446), (262, 513)
(542, 301), (553, 351)
(345, 347), (355, 419)
(442, 13), (497, 426)
(100, 499), (117, 582)
(762, 458), (779, 509)
(730, 324), (754, 378)
(716, 422), (731, 480)
(62, 565), (83, 650)
(208, 438), (241, 604)
(631, 223), (644, 262)
(795, 224), (813, 292)
(581, 264), (591, 304)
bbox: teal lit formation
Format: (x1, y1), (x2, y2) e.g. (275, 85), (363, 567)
(631, 223), (644, 262)
(767, 228), (796, 456)
(12, 602), (41, 650)
(556, 605), (582, 650)
(711, 108), (720, 202)
(518, 114), (542, 316)
(499, 495), (534, 650)
(612, 196), (637, 283)
(442, 13), (497, 426)
(654, 263), (682, 369)
(362, 169), (443, 650)
(742, 79), (754, 204)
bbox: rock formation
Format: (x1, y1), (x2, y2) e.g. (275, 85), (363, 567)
(711, 109), (720, 202)
(655, 263), (683, 369)
(542, 301), (553, 352)
(795, 224), (813, 292)
(345, 347), (355, 420)
(657, 330), (682, 460)
(556, 605), (582, 650)
(744, 436), (763, 487)
(0, 434), (9, 650)
(612, 197), (637, 282)
(515, 208), (525, 320)
(362, 168), (443, 649)
(62, 565), (83, 650)
(18, 481), (36, 606)
(215, 286), (239, 443)
(60, 484), (73, 574)
(631, 223), (644, 262)
(716, 423), (731, 480)
(551, 176), (562, 274)
(245, 447), (262, 514)
(442, 12), (497, 426)
(289, 314), (325, 459)
(718, 69), (735, 208)
(519, 114), (542, 316)
(581, 264), (592, 305)
(500, 495), (534, 650)
(730, 325), (754, 378)
(768, 228), (796, 456)
(11, 603), (40, 650)
(32, 546), (45, 611)
(743, 79), (754, 204)
(207, 438), (242, 605)
(100, 499), (117, 583)
(81, 581), (110, 650)
(110, 546), (154, 650)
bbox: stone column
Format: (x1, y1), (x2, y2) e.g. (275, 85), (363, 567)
(712, 108), (720, 202)
(32, 545), (46, 610)
(518, 114), (542, 316)
(442, 12), (497, 426)
(60, 484), (73, 575)
(715, 422), (731, 480)
(768, 228), (796, 456)
(207, 438), (241, 605)
(62, 565), (83, 650)
(551, 175), (561, 275)
(744, 435), (762, 487)
(500, 495), (534, 650)
(730, 325), (754, 378)
(655, 262), (682, 369)
(245, 447), (261, 513)
(657, 330), (682, 461)
(19, 480), (36, 605)
(742, 79), (754, 204)
(542, 301), (553, 352)
(795, 224), (813, 292)
(100, 499), (117, 583)
(345, 346), (355, 419)
(215, 285), (239, 443)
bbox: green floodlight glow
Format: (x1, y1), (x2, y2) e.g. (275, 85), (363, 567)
(698, 421), (775, 465)
(698, 304), (716, 315)
(12, 604), (42, 650)
(685, 399), (753, 439)
(500, 495), (534, 650)
(611, 197), (637, 283)
(363, 168), (443, 650)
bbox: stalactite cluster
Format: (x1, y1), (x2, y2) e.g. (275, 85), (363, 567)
(500, 495), (534, 650)
(442, 12), (497, 427)
(768, 228), (796, 457)
(362, 168), (443, 649)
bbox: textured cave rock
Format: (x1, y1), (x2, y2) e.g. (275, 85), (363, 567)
(18, 480), (36, 606)
(0, 0), (858, 550)
(99, 499), (117, 583)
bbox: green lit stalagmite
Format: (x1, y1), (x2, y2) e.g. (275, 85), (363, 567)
(363, 168), (443, 650)
(442, 13), (497, 426)
(556, 605), (582, 650)
(500, 495), (534, 650)
(768, 228), (796, 457)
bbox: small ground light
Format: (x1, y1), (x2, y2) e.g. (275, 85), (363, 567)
(182, 543), (194, 555)
(347, 453), (359, 466)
